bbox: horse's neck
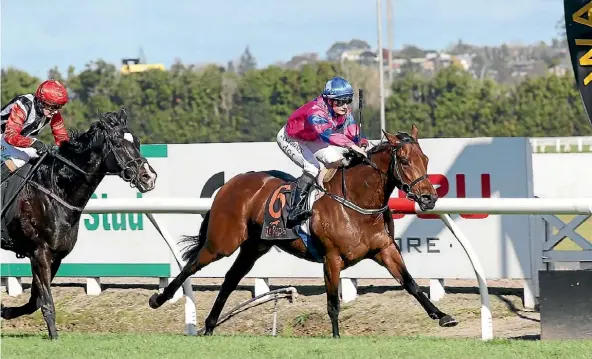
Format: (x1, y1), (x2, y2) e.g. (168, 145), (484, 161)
(329, 152), (395, 208)
(52, 149), (106, 207)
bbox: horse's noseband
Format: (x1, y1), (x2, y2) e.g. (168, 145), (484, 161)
(360, 135), (428, 200)
(389, 138), (428, 201)
(104, 127), (147, 188)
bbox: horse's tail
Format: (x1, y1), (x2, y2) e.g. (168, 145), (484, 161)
(180, 210), (210, 263)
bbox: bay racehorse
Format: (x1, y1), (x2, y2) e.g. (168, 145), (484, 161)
(149, 124), (458, 337)
(1, 108), (157, 339)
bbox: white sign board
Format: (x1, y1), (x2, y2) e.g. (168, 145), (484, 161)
(1, 137), (536, 281)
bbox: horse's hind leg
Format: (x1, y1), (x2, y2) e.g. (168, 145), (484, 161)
(373, 243), (458, 327)
(149, 245), (220, 309)
(203, 238), (272, 335)
(1, 257), (62, 321)
(1, 274), (40, 320)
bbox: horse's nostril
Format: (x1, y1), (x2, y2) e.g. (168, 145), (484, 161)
(421, 194), (433, 203)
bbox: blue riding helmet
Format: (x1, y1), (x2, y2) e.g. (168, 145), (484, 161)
(322, 77), (354, 100)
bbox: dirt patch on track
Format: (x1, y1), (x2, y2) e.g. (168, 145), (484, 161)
(0, 277), (540, 339)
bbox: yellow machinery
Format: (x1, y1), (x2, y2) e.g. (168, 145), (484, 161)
(120, 58), (165, 74)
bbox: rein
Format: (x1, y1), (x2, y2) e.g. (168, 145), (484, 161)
(8, 125), (146, 214)
(320, 135), (428, 215)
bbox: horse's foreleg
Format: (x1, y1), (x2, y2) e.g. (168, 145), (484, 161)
(31, 249), (59, 339)
(323, 254), (344, 338)
(149, 245), (219, 309)
(203, 241), (271, 335)
(373, 243), (458, 327)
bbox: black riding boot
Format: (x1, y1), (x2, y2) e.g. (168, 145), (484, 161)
(286, 172), (316, 227)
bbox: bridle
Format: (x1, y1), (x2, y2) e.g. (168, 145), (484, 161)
(28, 125), (147, 212)
(52, 124), (147, 188)
(361, 134), (429, 201)
(1, 124), (147, 220)
(318, 133), (429, 215)
(102, 125), (147, 186)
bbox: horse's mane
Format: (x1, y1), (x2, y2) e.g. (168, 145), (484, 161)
(59, 122), (104, 155)
(33, 111), (124, 180)
(59, 111), (125, 155)
(342, 132), (415, 169)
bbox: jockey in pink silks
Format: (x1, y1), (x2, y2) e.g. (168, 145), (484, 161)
(276, 76), (369, 226)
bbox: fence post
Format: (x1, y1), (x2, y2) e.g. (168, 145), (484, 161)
(86, 277), (102, 296)
(339, 277), (358, 303)
(429, 278), (446, 301)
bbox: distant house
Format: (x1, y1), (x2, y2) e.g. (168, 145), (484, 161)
(284, 52), (319, 69)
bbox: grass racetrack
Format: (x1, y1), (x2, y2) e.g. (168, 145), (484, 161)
(2, 276), (592, 358)
(1, 215), (590, 358)
(2, 332), (592, 359)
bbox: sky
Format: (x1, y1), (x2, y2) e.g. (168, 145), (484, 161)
(1, 0), (564, 79)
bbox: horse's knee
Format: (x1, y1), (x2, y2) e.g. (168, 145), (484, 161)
(326, 297), (340, 317)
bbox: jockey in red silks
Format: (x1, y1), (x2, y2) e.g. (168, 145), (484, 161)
(1, 79), (70, 179)
(276, 76), (368, 226)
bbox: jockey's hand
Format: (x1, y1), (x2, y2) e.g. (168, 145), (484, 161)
(359, 138), (369, 148)
(48, 144), (59, 154)
(351, 144), (368, 158)
(31, 140), (49, 154)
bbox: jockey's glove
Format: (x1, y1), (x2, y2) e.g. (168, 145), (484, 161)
(31, 140), (49, 154)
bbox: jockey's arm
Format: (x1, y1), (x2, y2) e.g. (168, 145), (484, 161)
(3, 103), (35, 148)
(50, 112), (70, 146)
(342, 113), (368, 146)
(307, 114), (355, 147)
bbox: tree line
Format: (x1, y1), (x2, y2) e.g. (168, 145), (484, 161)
(1, 59), (590, 146)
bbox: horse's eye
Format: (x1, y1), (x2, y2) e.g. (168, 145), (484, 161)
(400, 158), (410, 165)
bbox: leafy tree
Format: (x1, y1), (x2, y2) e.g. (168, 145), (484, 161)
(1, 58), (590, 147)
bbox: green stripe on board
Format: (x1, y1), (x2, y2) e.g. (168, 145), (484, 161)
(0, 263), (170, 277)
(140, 144), (168, 158)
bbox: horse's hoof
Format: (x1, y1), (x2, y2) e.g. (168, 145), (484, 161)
(148, 293), (162, 309)
(1, 304), (9, 320)
(439, 315), (459, 327)
(203, 329), (214, 336)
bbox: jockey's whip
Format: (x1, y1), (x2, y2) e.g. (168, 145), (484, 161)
(358, 88), (364, 142)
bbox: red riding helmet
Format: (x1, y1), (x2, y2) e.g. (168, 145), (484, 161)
(35, 79), (68, 106)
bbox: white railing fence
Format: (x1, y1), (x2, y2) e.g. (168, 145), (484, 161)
(530, 136), (592, 153)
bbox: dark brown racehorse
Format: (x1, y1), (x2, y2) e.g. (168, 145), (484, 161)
(149, 125), (458, 337)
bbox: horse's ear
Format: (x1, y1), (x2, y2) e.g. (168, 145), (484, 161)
(98, 111), (115, 129)
(411, 123), (418, 140)
(382, 129), (400, 145)
(97, 112), (107, 127)
(119, 108), (127, 123)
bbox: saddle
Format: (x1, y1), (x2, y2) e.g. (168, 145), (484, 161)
(1, 163), (33, 222)
(261, 167), (335, 241)
(1, 162), (34, 258)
